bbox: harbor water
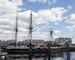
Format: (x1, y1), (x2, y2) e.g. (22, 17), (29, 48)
(1, 52), (75, 60)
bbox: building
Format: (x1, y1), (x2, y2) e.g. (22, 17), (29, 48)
(45, 41), (59, 47)
(23, 40), (45, 45)
(6, 40), (15, 45)
(55, 37), (72, 47)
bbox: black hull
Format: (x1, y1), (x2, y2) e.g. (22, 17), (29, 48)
(7, 49), (30, 54)
(6, 47), (73, 54)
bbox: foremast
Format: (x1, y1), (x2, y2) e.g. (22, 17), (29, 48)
(29, 11), (33, 49)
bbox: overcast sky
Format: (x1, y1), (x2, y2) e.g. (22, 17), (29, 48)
(0, 0), (75, 43)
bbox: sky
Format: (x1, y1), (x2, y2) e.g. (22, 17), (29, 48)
(0, 0), (75, 43)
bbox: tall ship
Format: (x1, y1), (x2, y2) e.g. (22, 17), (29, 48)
(6, 0), (73, 57)
(6, 0), (34, 54)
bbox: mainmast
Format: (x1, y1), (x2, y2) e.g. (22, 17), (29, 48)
(15, 0), (18, 46)
(29, 11), (33, 48)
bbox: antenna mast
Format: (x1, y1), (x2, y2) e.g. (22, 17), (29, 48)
(15, 0), (18, 46)
(29, 11), (33, 48)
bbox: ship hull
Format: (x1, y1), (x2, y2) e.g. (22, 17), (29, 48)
(7, 49), (30, 54)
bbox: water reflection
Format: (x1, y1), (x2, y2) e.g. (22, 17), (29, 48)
(2, 52), (75, 60)
(70, 52), (75, 60)
(52, 57), (64, 60)
(66, 52), (70, 60)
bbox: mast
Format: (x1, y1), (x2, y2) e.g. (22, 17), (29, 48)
(15, 0), (18, 46)
(50, 29), (53, 46)
(29, 11), (33, 48)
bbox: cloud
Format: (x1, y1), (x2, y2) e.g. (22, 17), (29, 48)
(54, 30), (61, 34)
(54, 22), (59, 25)
(0, 7), (67, 41)
(65, 14), (75, 31)
(0, 0), (69, 41)
(28, 0), (47, 3)
(66, 25), (75, 31)
(32, 31), (48, 40)
(28, 0), (57, 5)
(32, 7), (67, 24)
(67, 5), (72, 10)
(0, 0), (24, 40)
(53, 30), (61, 39)
(0, 0), (23, 13)
(66, 14), (75, 24)
(17, 7), (67, 41)
(48, 0), (57, 5)
(16, 7), (67, 25)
